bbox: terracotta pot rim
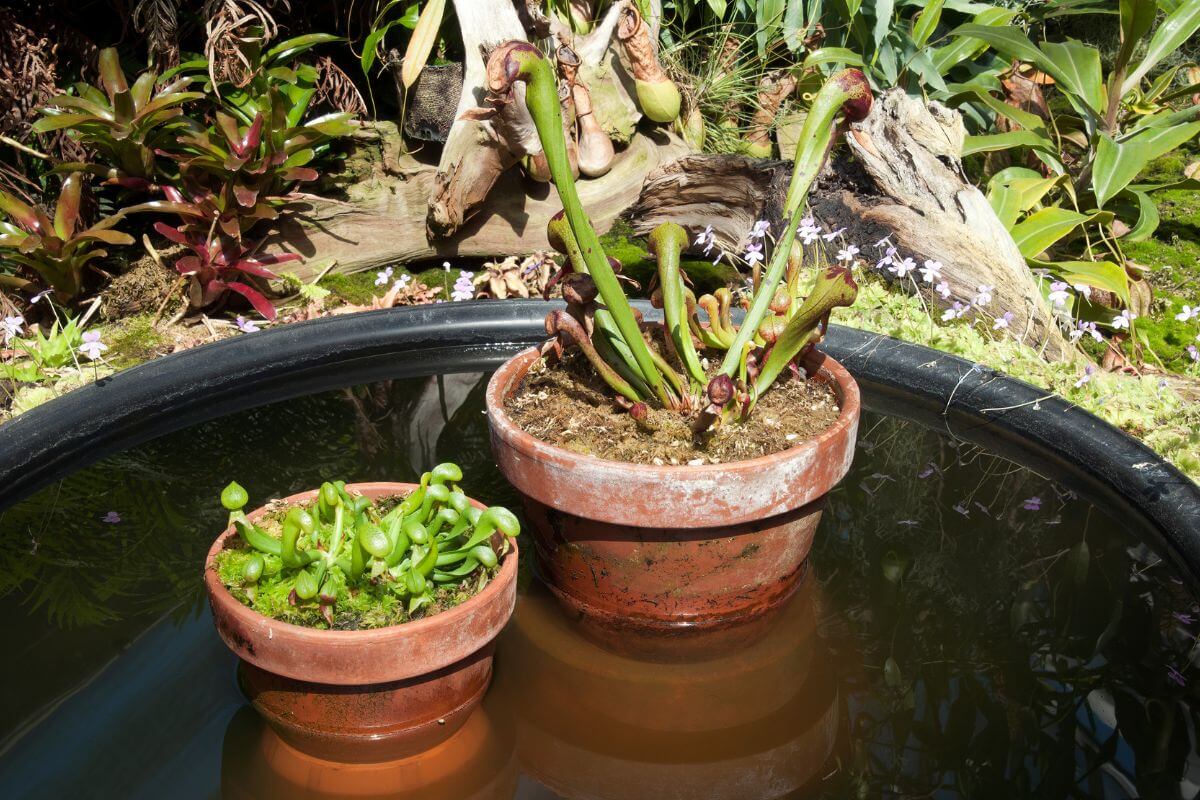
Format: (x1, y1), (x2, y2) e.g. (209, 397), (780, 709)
(486, 347), (860, 476)
(202, 482), (520, 652)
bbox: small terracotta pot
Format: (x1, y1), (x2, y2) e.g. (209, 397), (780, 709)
(204, 482), (518, 762)
(486, 347), (859, 658)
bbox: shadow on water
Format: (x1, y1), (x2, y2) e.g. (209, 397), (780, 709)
(1, 372), (1198, 798)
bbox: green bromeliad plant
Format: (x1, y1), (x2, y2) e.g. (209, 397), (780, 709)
(482, 41), (868, 429)
(215, 463), (519, 629)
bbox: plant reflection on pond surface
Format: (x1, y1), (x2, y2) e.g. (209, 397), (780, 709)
(1, 371), (1197, 799)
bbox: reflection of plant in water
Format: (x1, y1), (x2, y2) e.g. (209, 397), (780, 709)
(815, 417), (1199, 798)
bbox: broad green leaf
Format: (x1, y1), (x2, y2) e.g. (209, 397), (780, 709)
(912, 0), (945, 47)
(801, 47), (865, 69)
(872, 0), (896, 52)
(1122, 0), (1200, 92)
(401, 0), (446, 89)
(782, 0), (807, 50)
(266, 33), (342, 65)
(53, 173), (83, 239)
(756, 0), (786, 57)
(1128, 103), (1200, 132)
(1128, 177), (1200, 193)
(989, 173), (1062, 227)
(930, 7), (1017, 73)
(1116, 0), (1157, 73)
(707, 0), (728, 18)
(989, 183), (1022, 227)
(31, 114), (99, 134)
(1045, 260), (1130, 305)
(1092, 122), (1200, 207)
(1122, 189), (1159, 242)
(1038, 39), (1106, 117)
(948, 24), (1052, 72)
(948, 84), (1049, 134)
(961, 130), (1052, 156)
(1010, 207), (1107, 257)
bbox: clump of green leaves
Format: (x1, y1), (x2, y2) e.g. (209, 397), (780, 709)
(214, 463), (519, 629)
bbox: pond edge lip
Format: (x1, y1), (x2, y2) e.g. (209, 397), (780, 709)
(0, 299), (1196, 576)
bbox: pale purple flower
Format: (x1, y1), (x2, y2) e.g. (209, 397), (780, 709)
(1167, 665), (1187, 687)
(451, 270), (475, 301)
(1177, 304), (1199, 322)
(875, 246), (897, 271)
(797, 217), (821, 246)
(874, 236), (892, 248)
(30, 289), (52, 304)
(890, 256), (916, 278)
(374, 266), (394, 286)
(2, 314), (24, 344)
(836, 244), (860, 262)
(917, 463), (935, 479)
(823, 226), (846, 242)
(993, 311), (1014, 330)
(743, 242), (764, 267)
(1069, 320), (1103, 344)
(1073, 283), (1092, 301)
(1021, 496), (1042, 511)
(78, 331), (107, 361)
(695, 225), (715, 254)
(1111, 309), (1136, 330)
(1187, 344), (1199, 364)
(974, 285), (994, 307)
(391, 274), (412, 292)
(941, 301), (969, 322)
(442, 260), (452, 272)
(1074, 364), (1096, 388)
(919, 260), (942, 284)
(1047, 281), (1070, 307)
(102, 511), (121, 524)
(934, 280), (951, 299)
(235, 316), (260, 333)
(749, 219), (770, 240)
(953, 503), (969, 517)
(1173, 611), (1195, 625)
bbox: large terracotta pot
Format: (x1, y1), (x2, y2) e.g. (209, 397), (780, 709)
(486, 347), (859, 657)
(205, 482), (518, 763)
(489, 579), (841, 799)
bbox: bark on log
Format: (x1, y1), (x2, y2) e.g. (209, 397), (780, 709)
(269, 122), (689, 272)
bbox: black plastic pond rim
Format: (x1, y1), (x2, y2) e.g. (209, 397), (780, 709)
(1, 300), (1197, 575)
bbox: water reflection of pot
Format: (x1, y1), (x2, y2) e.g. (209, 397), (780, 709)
(220, 702), (518, 800)
(491, 578), (840, 799)
(204, 483), (518, 763)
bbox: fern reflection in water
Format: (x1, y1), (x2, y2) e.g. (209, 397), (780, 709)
(0, 374), (1197, 797)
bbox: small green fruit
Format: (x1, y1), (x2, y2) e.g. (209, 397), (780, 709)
(221, 481), (249, 511)
(635, 78), (681, 124)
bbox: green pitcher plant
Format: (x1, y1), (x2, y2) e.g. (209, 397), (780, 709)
(482, 41), (869, 429)
(217, 464), (519, 625)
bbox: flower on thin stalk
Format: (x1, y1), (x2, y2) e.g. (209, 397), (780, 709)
(102, 511), (121, 524)
(1047, 281), (1070, 307)
(994, 311), (1014, 330)
(1176, 304), (1199, 322)
(919, 260), (942, 284)
(1021, 496), (1042, 511)
(235, 316), (260, 333)
(890, 256), (915, 278)
(451, 270), (475, 301)
(442, 261), (452, 272)
(1074, 364), (1096, 388)
(391, 274), (413, 293)
(78, 331), (107, 361)
(743, 242), (764, 267)
(876, 246), (896, 271)
(695, 224), (716, 254)
(30, 289), (52, 304)
(941, 301), (969, 321)
(1187, 344), (1199, 364)
(1174, 611), (1195, 625)
(917, 463), (935, 479)
(836, 244), (860, 263)
(974, 285), (994, 307)
(934, 280), (951, 300)
(1111, 309), (1136, 330)
(374, 266), (394, 286)
(797, 217), (821, 246)
(874, 235), (891, 249)
(749, 219), (770, 240)
(2, 315), (24, 344)
(1069, 320), (1102, 343)
(823, 226), (846, 242)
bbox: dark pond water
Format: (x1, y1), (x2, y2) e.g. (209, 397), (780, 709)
(1, 371), (1198, 799)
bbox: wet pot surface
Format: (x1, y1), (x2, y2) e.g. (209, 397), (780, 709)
(3, 370), (1199, 799)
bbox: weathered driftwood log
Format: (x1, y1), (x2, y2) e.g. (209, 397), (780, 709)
(270, 122), (689, 271)
(628, 90), (1075, 360)
(276, 88), (1072, 359)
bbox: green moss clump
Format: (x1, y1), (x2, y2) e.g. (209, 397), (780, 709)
(599, 218), (738, 295)
(105, 315), (171, 367)
(319, 270), (395, 305)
